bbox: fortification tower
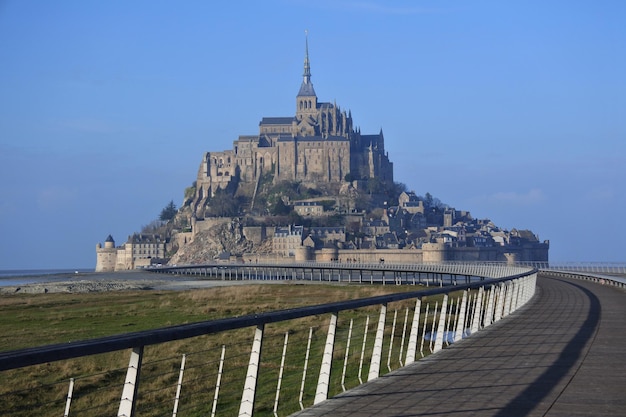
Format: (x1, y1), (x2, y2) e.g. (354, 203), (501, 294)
(95, 235), (116, 272)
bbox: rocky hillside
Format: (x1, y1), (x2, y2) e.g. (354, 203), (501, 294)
(168, 218), (270, 265)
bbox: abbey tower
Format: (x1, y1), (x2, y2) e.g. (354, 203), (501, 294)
(192, 35), (394, 218)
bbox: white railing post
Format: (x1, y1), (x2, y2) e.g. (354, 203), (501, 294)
(118, 346), (144, 417)
(526, 274), (535, 302)
(239, 325), (264, 417)
(398, 307), (409, 366)
(64, 378), (74, 417)
(433, 295), (448, 352)
(314, 313), (338, 404)
(358, 315), (370, 384)
(470, 287), (484, 334)
(503, 281), (513, 317)
(420, 303), (429, 356)
(450, 296), (459, 339)
(387, 309), (398, 372)
(299, 327), (313, 410)
(368, 304), (387, 381)
(512, 279), (522, 311)
(520, 276), (530, 305)
(405, 298), (421, 365)
(341, 319), (354, 392)
(478, 286), (486, 328)
(529, 273), (537, 301)
(484, 285), (495, 326)
(429, 301), (438, 353)
(494, 284), (506, 322)
(273, 332), (289, 417)
(211, 345), (226, 417)
(172, 354), (186, 417)
(454, 291), (468, 342)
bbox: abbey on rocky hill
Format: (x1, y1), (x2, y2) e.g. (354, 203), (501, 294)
(192, 35), (393, 217)
(95, 35), (550, 271)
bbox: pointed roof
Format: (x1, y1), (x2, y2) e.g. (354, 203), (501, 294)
(297, 31), (317, 97)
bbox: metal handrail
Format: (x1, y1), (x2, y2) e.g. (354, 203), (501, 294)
(0, 263), (539, 416)
(540, 269), (626, 288)
(0, 270), (534, 372)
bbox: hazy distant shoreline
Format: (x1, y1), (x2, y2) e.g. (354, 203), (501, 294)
(0, 268), (94, 278)
(0, 270), (282, 294)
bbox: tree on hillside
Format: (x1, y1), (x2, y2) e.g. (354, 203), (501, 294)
(269, 197), (291, 216)
(423, 192), (445, 210)
(207, 189), (239, 217)
(384, 181), (407, 206)
(159, 200), (177, 221)
(366, 177), (382, 195)
(424, 192), (434, 209)
(183, 181), (197, 206)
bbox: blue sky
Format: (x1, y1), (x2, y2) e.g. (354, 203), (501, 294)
(1, 1), (624, 269)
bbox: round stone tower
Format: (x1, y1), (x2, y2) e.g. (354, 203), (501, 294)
(95, 235), (117, 272)
(421, 242), (448, 263)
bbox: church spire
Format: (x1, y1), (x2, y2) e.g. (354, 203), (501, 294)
(297, 30), (316, 98)
(303, 30), (311, 85)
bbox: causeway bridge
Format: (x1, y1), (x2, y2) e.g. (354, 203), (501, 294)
(291, 269), (626, 417)
(0, 263), (624, 416)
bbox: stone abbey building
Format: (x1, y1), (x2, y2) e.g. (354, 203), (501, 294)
(193, 37), (394, 215)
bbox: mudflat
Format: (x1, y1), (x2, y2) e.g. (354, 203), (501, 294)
(0, 270), (270, 294)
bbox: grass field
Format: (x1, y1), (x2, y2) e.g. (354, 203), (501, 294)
(0, 282), (447, 416)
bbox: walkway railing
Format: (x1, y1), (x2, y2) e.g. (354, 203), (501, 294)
(148, 261), (532, 284)
(0, 264), (537, 417)
(540, 269), (626, 288)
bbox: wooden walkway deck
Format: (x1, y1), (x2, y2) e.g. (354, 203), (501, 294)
(290, 274), (626, 416)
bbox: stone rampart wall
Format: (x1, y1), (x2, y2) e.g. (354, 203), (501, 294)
(242, 226), (266, 245)
(193, 217), (233, 235)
